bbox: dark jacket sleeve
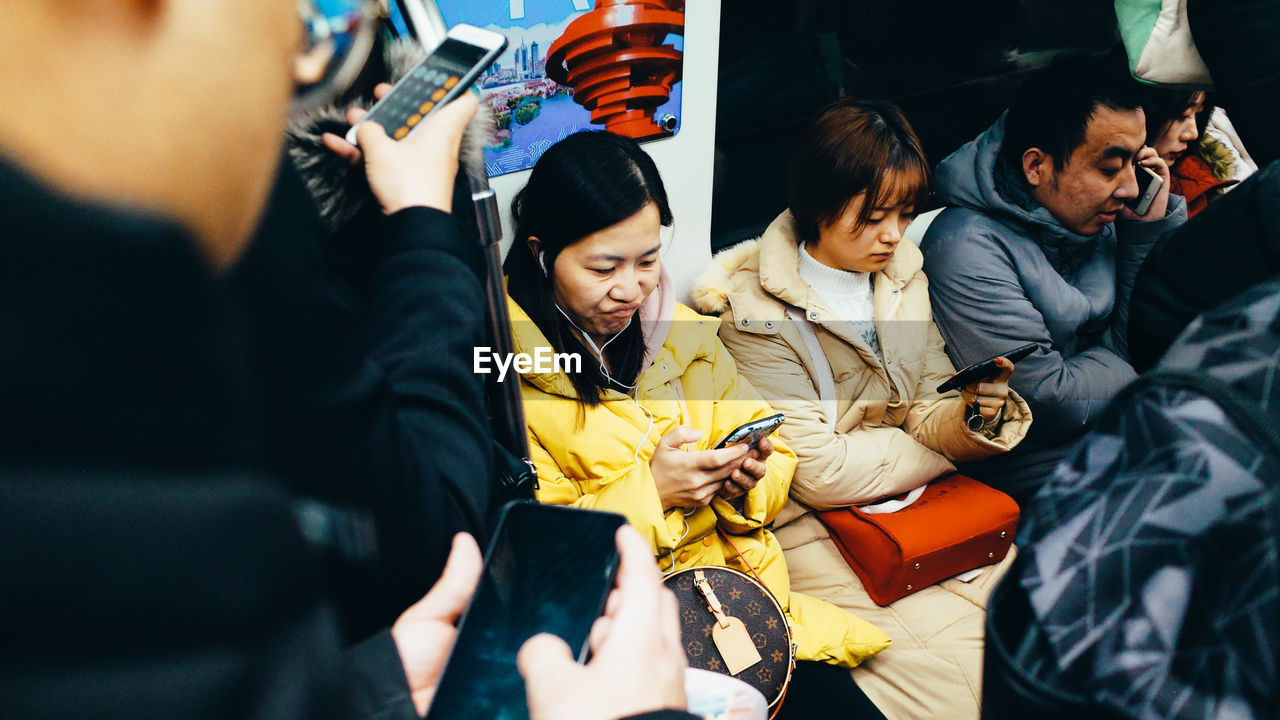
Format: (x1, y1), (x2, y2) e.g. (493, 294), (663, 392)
(346, 205), (494, 625)
(1128, 161), (1280, 371)
(922, 215), (1135, 441)
(232, 168), (494, 636)
(1108, 193), (1186, 360)
(334, 630), (420, 720)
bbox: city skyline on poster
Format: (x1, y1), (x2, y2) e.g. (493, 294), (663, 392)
(436, 0), (685, 177)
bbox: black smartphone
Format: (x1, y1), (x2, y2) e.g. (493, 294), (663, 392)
(424, 502), (626, 720)
(714, 413), (786, 450)
(346, 23), (507, 145)
(936, 343), (1037, 394)
(1125, 164), (1164, 215)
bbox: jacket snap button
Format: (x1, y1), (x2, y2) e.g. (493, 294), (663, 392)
(988, 552), (995, 558)
(678, 550), (690, 563)
(741, 318), (750, 326)
(1000, 531), (1007, 538)
(913, 562), (920, 569)
(702, 536), (714, 547)
(661, 364), (668, 371)
(893, 289), (900, 294)
(906, 584), (913, 590)
(765, 321), (774, 329)
(808, 311), (819, 320)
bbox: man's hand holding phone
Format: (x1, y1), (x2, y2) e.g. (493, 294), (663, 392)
(393, 526), (691, 720)
(939, 344), (1032, 432)
(1120, 146), (1172, 221)
(960, 357), (1014, 431)
(518, 525), (689, 720)
(322, 88), (478, 215)
(391, 533), (484, 716)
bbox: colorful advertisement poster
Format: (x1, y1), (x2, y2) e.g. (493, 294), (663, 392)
(435, 1), (686, 177)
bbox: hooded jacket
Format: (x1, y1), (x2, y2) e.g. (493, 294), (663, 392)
(509, 273), (892, 668)
(691, 211), (1031, 512)
(690, 213), (1031, 718)
(920, 116), (1186, 502)
(1170, 133), (1240, 217)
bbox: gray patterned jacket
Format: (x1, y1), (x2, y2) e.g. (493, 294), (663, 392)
(989, 277), (1280, 720)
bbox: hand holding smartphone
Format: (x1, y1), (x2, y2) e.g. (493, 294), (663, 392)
(1126, 164), (1164, 216)
(936, 343), (1036, 394)
(713, 414), (786, 450)
(423, 502), (626, 720)
(346, 24), (506, 146)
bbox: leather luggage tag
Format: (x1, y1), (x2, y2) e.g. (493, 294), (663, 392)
(694, 570), (762, 676)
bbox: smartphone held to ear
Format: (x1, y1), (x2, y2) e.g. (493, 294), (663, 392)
(1126, 164), (1164, 216)
(424, 502), (626, 720)
(346, 23), (507, 145)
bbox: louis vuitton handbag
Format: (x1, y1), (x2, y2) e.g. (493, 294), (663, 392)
(663, 533), (794, 715)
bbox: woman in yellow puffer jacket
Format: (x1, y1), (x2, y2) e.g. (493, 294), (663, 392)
(503, 131), (892, 720)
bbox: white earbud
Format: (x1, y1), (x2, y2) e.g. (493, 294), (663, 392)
(539, 251), (549, 276)
(554, 302), (638, 392)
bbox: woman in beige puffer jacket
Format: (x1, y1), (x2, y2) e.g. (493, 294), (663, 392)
(692, 99), (1033, 719)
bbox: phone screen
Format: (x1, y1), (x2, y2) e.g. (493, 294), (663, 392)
(714, 414), (785, 450)
(424, 503), (625, 720)
(433, 37), (490, 73)
(349, 31), (505, 144)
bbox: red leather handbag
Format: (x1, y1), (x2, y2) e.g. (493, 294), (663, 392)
(815, 474), (1019, 606)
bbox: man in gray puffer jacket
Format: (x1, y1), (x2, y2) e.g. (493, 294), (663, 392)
(919, 57), (1187, 503)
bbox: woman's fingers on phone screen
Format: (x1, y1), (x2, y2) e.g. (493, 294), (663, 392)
(373, 82), (393, 99)
(700, 443), (749, 471)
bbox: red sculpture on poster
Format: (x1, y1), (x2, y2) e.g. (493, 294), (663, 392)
(546, 0), (685, 139)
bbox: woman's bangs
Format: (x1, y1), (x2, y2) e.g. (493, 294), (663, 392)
(873, 158), (930, 214)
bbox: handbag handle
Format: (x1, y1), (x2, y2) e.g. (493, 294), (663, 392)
(716, 527), (770, 589)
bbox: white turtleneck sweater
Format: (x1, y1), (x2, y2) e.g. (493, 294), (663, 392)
(797, 243), (882, 361)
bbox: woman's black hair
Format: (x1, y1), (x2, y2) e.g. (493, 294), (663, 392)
(1137, 85), (1204, 150)
(504, 130), (673, 406)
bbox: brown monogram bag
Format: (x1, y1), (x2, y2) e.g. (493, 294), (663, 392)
(663, 530), (794, 715)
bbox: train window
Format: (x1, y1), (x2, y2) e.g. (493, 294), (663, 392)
(712, 0), (1120, 251)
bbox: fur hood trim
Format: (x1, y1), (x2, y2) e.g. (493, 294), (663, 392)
(689, 239), (758, 316)
(286, 39), (494, 232)
(1195, 133), (1237, 182)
